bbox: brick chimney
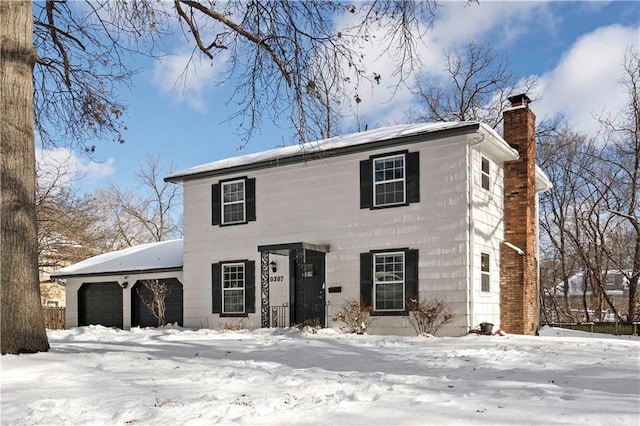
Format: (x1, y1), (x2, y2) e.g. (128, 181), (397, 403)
(500, 94), (539, 335)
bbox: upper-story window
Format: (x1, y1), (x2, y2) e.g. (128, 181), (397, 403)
(374, 154), (406, 206)
(222, 180), (246, 224)
(211, 177), (256, 226)
(481, 157), (490, 190)
(360, 151), (420, 209)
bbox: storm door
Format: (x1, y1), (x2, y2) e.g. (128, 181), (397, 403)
(292, 250), (326, 327)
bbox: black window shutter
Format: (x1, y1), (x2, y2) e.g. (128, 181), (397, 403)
(360, 159), (373, 209)
(211, 183), (221, 226)
(406, 152), (420, 203)
(360, 253), (373, 307)
(244, 260), (255, 313)
(405, 249), (419, 306)
(212, 263), (222, 314)
(245, 178), (256, 222)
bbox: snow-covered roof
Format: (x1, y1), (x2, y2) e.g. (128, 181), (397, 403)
(50, 239), (183, 278)
(166, 121), (494, 182)
(165, 120), (551, 192)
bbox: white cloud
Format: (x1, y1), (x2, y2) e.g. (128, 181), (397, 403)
(36, 147), (115, 190)
(430, 1), (552, 51)
(532, 24), (639, 135)
(151, 50), (229, 111)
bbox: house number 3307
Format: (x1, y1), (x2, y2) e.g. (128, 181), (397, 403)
(270, 276), (284, 282)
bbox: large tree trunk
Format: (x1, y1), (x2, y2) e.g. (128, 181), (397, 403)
(1, 0), (50, 354)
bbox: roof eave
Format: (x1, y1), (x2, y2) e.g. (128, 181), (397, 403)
(51, 266), (183, 280)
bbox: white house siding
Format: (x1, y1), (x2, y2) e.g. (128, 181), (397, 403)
(470, 148), (506, 330)
(64, 271), (183, 329)
(181, 131), (501, 337)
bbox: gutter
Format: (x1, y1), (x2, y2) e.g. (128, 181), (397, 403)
(50, 266), (183, 280)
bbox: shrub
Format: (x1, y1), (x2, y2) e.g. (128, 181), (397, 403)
(333, 299), (372, 334)
(138, 279), (171, 327)
(295, 318), (320, 334)
(221, 318), (248, 330)
(407, 296), (453, 336)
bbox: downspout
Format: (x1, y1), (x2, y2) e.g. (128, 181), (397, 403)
(465, 140), (473, 332)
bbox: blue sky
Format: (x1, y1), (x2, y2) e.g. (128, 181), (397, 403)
(38, 1), (639, 192)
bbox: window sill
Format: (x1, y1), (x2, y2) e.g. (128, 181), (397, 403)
(219, 221), (249, 227)
(369, 202), (410, 210)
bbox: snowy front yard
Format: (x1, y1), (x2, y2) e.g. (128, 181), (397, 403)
(1, 326), (639, 425)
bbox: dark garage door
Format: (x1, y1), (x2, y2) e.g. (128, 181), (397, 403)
(78, 282), (123, 328)
(131, 278), (183, 327)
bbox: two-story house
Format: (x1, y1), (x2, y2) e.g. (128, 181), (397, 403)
(54, 94), (551, 336)
(166, 94), (549, 336)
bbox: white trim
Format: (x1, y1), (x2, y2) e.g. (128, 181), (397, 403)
(373, 251), (406, 312)
(222, 262), (245, 314)
(481, 156), (490, 191)
(372, 153), (406, 207)
(481, 252), (490, 293)
(221, 179), (246, 225)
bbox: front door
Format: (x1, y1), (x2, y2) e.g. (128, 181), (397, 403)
(293, 250), (326, 327)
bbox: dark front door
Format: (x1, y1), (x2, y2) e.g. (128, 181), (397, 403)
(293, 250), (326, 327)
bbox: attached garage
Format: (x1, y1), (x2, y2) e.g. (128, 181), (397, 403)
(131, 278), (184, 327)
(78, 282), (123, 328)
(51, 240), (184, 329)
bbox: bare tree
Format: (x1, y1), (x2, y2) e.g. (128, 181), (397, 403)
(96, 154), (182, 249)
(594, 47), (640, 322)
(538, 127), (586, 321)
(137, 279), (171, 327)
(36, 154), (108, 270)
(32, 0), (165, 150)
(413, 41), (537, 129)
(1, 0), (50, 354)
(3, 0), (438, 353)
(538, 49), (640, 323)
(167, 1), (437, 142)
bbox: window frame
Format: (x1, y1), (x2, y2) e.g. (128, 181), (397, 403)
(212, 177), (256, 227)
(373, 251), (406, 312)
(481, 156), (490, 191)
(373, 153), (406, 207)
(221, 179), (246, 225)
(221, 262), (246, 314)
(360, 150), (419, 210)
(481, 252), (490, 292)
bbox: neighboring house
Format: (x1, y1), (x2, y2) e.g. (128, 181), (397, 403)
(548, 270), (631, 321)
(39, 255), (67, 308)
(53, 94), (551, 336)
(51, 239), (184, 328)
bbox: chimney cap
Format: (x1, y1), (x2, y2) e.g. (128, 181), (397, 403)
(508, 93), (531, 107)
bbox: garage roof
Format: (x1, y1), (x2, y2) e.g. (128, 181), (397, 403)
(51, 239), (183, 278)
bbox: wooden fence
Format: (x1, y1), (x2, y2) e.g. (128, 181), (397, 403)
(43, 307), (65, 330)
(546, 322), (640, 336)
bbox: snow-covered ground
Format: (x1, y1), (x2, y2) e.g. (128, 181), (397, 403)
(2, 326), (639, 425)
